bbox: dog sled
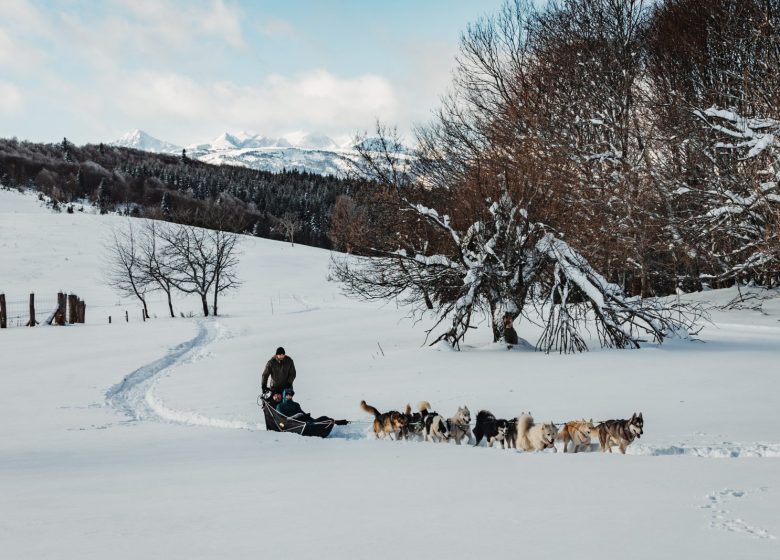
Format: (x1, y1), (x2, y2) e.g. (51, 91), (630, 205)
(258, 395), (345, 438)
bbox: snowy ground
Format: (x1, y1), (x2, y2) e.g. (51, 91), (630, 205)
(1, 187), (779, 559)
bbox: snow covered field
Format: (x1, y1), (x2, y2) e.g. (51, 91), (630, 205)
(1, 187), (779, 559)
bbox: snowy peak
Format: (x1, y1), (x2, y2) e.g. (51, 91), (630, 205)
(112, 129), (181, 154)
(210, 132), (242, 150)
(112, 129), (384, 176)
(294, 132), (339, 150)
(202, 131), (339, 151)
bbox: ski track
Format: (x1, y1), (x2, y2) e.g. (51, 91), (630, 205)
(106, 319), (780, 457)
(701, 488), (776, 540)
(105, 319), (262, 430)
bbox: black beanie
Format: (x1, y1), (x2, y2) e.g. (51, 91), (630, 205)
(276, 347), (286, 355)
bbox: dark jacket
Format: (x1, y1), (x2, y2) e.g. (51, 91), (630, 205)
(261, 355), (296, 391)
(276, 398), (305, 417)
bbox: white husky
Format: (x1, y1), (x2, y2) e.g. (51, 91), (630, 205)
(515, 412), (558, 452)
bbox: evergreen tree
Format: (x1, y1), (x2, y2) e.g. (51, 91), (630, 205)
(95, 179), (110, 214)
(161, 191), (172, 218)
(62, 137), (71, 162)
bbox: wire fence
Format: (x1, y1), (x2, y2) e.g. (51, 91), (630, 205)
(0, 292), (91, 328)
(0, 295), (58, 328)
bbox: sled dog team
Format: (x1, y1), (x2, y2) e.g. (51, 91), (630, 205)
(360, 400), (644, 454)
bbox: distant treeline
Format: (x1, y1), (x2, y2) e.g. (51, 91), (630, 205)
(0, 137), (370, 248)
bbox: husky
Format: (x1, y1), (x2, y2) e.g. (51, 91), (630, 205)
(504, 417), (518, 449)
(593, 413), (644, 454)
(515, 413), (558, 452)
(447, 406), (474, 445)
(404, 401), (432, 440)
(423, 410), (450, 443)
(555, 419), (595, 453)
(360, 400), (408, 440)
(473, 410), (510, 448)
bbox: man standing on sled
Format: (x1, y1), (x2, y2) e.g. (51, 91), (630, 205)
(261, 347), (296, 400)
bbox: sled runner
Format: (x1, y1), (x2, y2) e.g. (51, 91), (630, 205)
(259, 396), (341, 438)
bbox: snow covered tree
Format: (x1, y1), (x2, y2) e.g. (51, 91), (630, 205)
(160, 191), (172, 218)
(333, 179), (699, 351)
(693, 107), (780, 285)
(278, 212), (302, 246)
(95, 179), (110, 214)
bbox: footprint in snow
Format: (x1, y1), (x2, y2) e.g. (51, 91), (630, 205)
(701, 488), (776, 540)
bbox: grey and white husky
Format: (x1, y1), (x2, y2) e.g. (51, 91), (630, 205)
(447, 406), (474, 445)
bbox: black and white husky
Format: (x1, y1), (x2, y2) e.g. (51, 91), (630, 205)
(473, 410), (511, 448)
(423, 412), (450, 443)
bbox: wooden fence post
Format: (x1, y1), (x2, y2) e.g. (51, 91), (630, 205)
(52, 292), (66, 325)
(109, 315), (112, 324)
(80, 301), (86, 323)
(26, 293), (38, 327)
(68, 294), (78, 324)
(125, 310), (129, 322)
(0, 293), (6, 329)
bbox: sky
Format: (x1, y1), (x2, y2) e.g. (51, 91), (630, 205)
(0, 0), (504, 146)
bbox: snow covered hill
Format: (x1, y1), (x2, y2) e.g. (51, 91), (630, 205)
(111, 129), (359, 176)
(1, 187), (779, 559)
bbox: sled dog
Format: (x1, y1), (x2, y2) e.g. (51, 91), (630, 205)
(555, 419), (595, 453)
(404, 401), (432, 440)
(593, 413), (643, 454)
(515, 413), (558, 452)
(423, 411), (450, 443)
(360, 400), (408, 440)
(473, 410), (510, 448)
(504, 417), (518, 449)
(447, 406), (474, 445)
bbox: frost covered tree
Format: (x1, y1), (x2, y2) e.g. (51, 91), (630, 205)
(332, 0), (704, 351)
(647, 0), (780, 287)
(160, 191), (172, 218)
(693, 107), (780, 285)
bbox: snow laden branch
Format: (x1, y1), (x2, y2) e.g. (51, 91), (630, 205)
(534, 234), (702, 352)
(333, 190), (702, 352)
(694, 106), (780, 281)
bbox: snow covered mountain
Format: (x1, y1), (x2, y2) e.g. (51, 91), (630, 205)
(112, 130), (359, 176)
(111, 129), (182, 154)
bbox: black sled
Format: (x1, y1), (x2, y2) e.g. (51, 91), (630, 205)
(259, 396), (343, 438)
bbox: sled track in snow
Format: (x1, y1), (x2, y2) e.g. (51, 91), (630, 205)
(105, 321), (780, 456)
(106, 320), (262, 430)
(106, 320), (214, 423)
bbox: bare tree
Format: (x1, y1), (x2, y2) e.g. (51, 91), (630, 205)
(278, 212), (302, 246)
(160, 225), (216, 317)
(157, 222), (241, 317)
(104, 221), (152, 318)
(209, 227), (242, 316)
(139, 221), (177, 318)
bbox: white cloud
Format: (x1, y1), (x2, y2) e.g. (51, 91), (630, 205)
(113, 70), (399, 142)
(0, 82), (24, 114)
(115, 0), (245, 50)
(260, 17), (297, 40)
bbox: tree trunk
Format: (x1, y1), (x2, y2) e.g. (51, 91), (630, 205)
(201, 294), (209, 317)
(167, 289), (175, 318)
(212, 271), (220, 317)
(0, 294), (7, 329)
